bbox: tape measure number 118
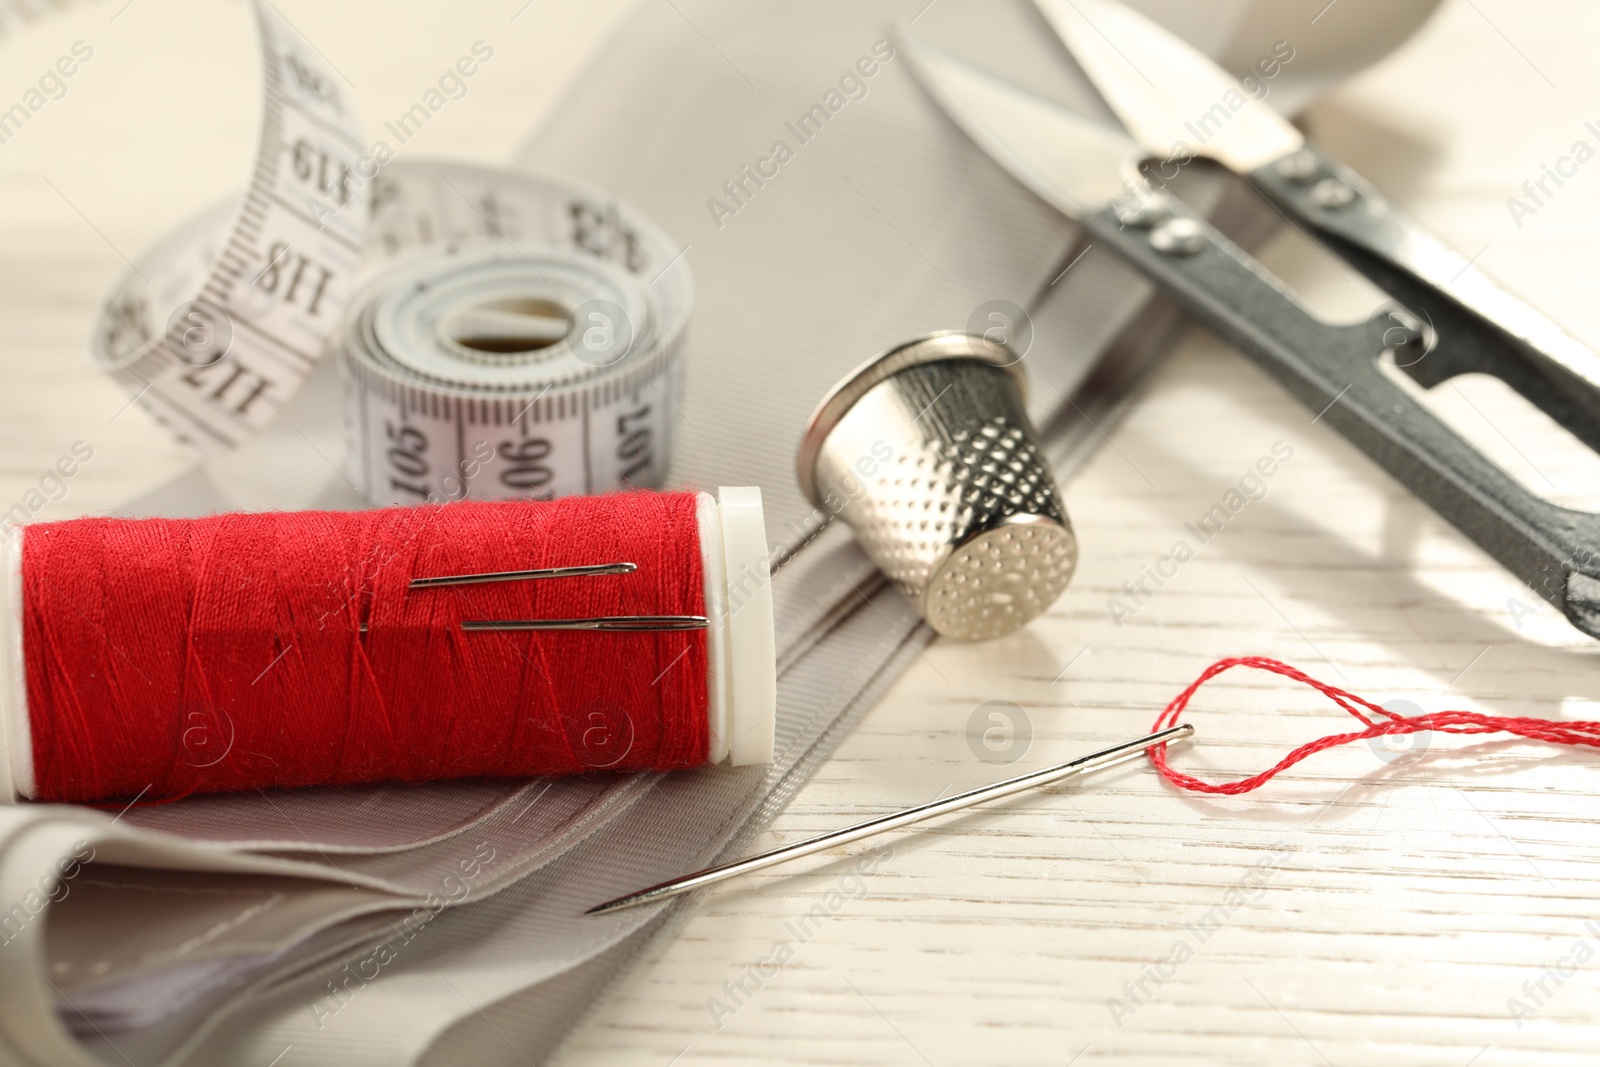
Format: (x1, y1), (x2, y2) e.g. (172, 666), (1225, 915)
(90, 1), (692, 507)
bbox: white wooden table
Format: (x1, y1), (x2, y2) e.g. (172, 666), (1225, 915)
(3, 1), (1599, 1064)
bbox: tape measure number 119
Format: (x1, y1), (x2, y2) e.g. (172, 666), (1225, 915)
(90, 1), (692, 507)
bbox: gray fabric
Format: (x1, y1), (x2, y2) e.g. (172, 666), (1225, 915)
(47, 0), (1285, 1061)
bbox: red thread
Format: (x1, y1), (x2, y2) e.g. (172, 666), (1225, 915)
(21, 492), (709, 804)
(1150, 656), (1600, 794)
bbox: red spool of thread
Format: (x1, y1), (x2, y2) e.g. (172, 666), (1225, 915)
(0, 489), (775, 804)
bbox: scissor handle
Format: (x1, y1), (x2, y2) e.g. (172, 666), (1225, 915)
(1081, 199), (1600, 640)
(1248, 146), (1600, 455)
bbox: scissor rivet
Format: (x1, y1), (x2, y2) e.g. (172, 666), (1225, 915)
(1276, 150), (1319, 183)
(1149, 217), (1205, 256)
(1311, 178), (1357, 209)
(1114, 199), (1172, 229)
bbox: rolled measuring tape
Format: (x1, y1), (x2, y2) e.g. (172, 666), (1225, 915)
(340, 175), (690, 505)
(89, 0), (691, 505)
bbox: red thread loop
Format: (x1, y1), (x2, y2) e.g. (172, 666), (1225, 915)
(1149, 656), (1600, 795)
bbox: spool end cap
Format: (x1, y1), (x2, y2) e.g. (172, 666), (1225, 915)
(719, 487), (776, 765)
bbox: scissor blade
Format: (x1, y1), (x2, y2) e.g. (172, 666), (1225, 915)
(898, 30), (1142, 220)
(1033, 0), (1303, 172)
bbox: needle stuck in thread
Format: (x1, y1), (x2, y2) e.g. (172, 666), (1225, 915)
(586, 723), (1194, 916)
(358, 560), (708, 634)
(407, 561), (638, 589)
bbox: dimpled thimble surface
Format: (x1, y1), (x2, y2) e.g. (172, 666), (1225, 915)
(798, 332), (1077, 640)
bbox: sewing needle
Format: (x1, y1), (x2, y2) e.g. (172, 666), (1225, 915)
(352, 561), (709, 633)
(408, 561), (637, 588)
(586, 723), (1194, 915)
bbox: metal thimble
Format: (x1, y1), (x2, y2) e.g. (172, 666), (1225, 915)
(798, 332), (1077, 640)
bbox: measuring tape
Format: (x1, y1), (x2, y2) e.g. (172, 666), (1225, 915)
(89, 0), (691, 505)
(342, 166), (690, 504)
(92, 0), (367, 449)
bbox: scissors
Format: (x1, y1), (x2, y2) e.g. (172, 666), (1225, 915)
(899, 16), (1600, 641)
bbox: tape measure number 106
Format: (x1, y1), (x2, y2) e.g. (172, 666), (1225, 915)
(343, 163), (691, 505)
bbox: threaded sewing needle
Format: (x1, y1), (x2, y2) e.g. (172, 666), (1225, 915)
(585, 723), (1195, 916)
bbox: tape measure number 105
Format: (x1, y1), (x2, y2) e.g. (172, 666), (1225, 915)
(342, 163), (692, 506)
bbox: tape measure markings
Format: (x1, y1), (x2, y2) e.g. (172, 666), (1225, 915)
(91, 0), (370, 451)
(348, 351), (684, 502)
(341, 171), (691, 504)
(92, 10), (693, 504)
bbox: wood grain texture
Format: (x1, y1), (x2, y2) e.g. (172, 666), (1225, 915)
(2, 1), (1599, 1064)
(555, 3), (1600, 1065)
